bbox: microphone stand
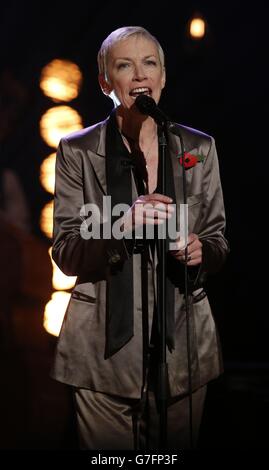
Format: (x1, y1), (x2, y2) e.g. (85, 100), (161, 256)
(157, 123), (169, 449)
(134, 95), (193, 449)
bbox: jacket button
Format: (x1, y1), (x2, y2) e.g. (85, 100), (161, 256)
(109, 253), (121, 264)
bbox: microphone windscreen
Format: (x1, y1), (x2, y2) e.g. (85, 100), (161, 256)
(135, 94), (156, 115)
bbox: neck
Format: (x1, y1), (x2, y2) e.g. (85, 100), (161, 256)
(116, 106), (157, 146)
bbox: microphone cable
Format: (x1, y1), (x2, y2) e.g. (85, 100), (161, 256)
(177, 131), (194, 449)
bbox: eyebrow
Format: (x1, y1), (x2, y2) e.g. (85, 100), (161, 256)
(114, 54), (157, 62)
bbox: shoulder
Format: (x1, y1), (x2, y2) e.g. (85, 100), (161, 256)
(170, 122), (214, 155)
(60, 117), (109, 151)
(177, 123), (212, 141)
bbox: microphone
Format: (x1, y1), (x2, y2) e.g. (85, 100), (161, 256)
(135, 94), (169, 126)
(135, 95), (182, 138)
(135, 94), (182, 139)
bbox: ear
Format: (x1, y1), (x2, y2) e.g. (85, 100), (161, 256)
(98, 74), (112, 96)
(161, 67), (166, 90)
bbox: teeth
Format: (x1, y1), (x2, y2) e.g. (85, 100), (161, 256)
(132, 87), (149, 93)
(130, 87), (151, 96)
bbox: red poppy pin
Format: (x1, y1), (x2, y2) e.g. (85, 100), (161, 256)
(178, 152), (204, 169)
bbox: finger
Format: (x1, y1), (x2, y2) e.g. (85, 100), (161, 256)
(188, 250), (202, 261)
(137, 197), (174, 210)
(171, 249), (201, 262)
(135, 207), (172, 221)
(186, 257), (202, 266)
(142, 193), (173, 204)
(138, 218), (166, 225)
(143, 203), (174, 213)
(172, 256), (202, 266)
(153, 203), (175, 214)
(187, 233), (198, 245)
(136, 203), (175, 217)
(186, 242), (202, 255)
(143, 209), (173, 220)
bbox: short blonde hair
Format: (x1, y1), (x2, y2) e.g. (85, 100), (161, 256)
(97, 26), (165, 80)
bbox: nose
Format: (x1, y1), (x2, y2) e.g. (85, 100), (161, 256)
(133, 63), (146, 81)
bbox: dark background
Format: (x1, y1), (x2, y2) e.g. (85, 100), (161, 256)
(0, 0), (268, 451)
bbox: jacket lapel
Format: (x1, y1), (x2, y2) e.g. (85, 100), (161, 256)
(86, 119), (108, 195)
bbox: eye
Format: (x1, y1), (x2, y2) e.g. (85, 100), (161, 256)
(145, 59), (157, 66)
(117, 62), (130, 70)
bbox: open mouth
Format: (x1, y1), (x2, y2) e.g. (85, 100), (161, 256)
(129, 87), (152, 98)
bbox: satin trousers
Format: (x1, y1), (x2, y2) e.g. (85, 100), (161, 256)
(72, 384), (206, 450)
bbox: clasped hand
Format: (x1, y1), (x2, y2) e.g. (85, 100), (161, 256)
(120, 193), (202, 266)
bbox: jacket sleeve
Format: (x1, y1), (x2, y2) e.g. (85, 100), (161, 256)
(52, 138), (131, 278)
(198, 137), (229, 274)
(168, 135), (229, 292)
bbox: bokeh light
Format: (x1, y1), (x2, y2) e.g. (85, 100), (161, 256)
(43, 291), (71, 336)
(40, 59), (82, 102)
(39, 105), (83, 148)
(189, 17), (206, 39)
(40, 200), (54, 238)
(40, 152), (56, 195)
(48, 247), (76, 291)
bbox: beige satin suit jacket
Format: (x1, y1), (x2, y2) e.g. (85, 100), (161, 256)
(51, 116), (228, 399)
